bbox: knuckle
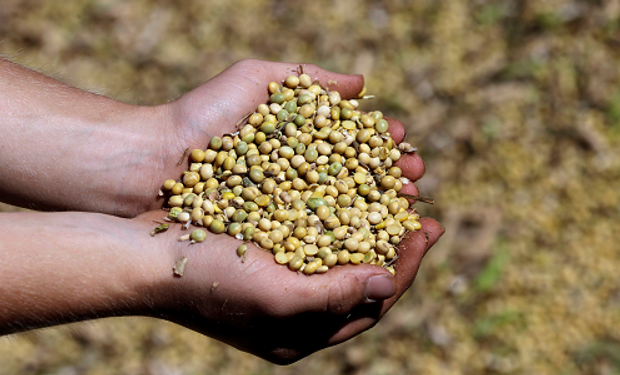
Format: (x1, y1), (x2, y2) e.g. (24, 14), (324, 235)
(325, 275), (361, 315)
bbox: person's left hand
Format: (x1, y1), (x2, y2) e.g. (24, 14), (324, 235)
(124, 60), (367, 217)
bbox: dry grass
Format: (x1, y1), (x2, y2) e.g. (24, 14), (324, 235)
(1, 0), (620, 374)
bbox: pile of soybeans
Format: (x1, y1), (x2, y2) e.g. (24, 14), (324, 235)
(159, 72), (425, 275)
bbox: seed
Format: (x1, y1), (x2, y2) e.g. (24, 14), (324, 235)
(337, 250), (351, 264)
(183, 172), (200, 188)
(307, 197), (328, 211)
(389, 149), (401, 161)
(288, 255), (304, 271)
(268, 81), (281, 94)
(303, 259), (321, 275)
(163, 179), (176, 191)
(262, 179), (276, 194)
(227, 222), (241, 236)
(269, 230), (284, 243)
(299, 73), (312, 88)
(150, 223), (169, 237)
(209, 137), (223, 150)
(191, 206), (205, 221)
(304, 244), (319, 256)
(315, 205), (330, 220)
(241, 227), (254, 241)
(293, 226), (307, 239)
(358, 241), (371, 254)
(285, 75), (300, 88)
(349, 252), (364, 265)
(388, 167), (402, 179)
(376, 240), (391, 255)
(386, 224), (401, 236)
(173, 256), (188, 277)
(351, 231), (365, 243)
(190, 229), (207, 243)
(353, 172), (366, 185)
(226, 175), (243, 188)
(381, 175), (396, 189)
(362, 251), (376, 263)
(235, 141), (249, 155)
(273, 209), (289, 222)
(314, 143), (329, 156)
(248, 113), (263, 127)
(261, 122), (276, 134)
(237, 244), (248, 258)
(222, 157), (235, 171)
(168, 195), (184, 208)
(344, 238), (359, 251)
(366, 212), (382, 225)
(298, 103), (313, 118)
(259, 237), (274, 250)
(277, 146), (293, 159)
(375, 119), (389, 133)
(357, 184), (371, 197)
(403, 219), (422, 231)
(275, 251), (289, 264)
(257, 217), (271, 231)
(249, 168), (264, 183)
(305, 170), (319, 183)
(328, 162), (343, 176)
(209, 219), (225, 234)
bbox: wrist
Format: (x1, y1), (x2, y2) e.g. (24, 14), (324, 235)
(0, 212), (157, 334)
(0, 57), (172, 216)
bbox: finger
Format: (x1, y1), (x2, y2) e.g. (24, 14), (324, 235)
(260, 263), (396, 353)
(398, 180), (420, 198)
(284, 264), (396, 317)
(310, 265), (395, 346)
(293, 63), (365, 99)
(384, 116), (426, 182)
(385, 117), (406, 144)
(391, 217), (444, 298)
(326, 217), (444, 344)
(326, 303), (383, 346)
(395, 153), (426, 182)
(185, 59), (364, 138)
(223, 59), (364, 106)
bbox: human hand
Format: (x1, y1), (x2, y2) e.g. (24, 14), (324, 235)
(132, 113), (443, 363)
(135, 219), (442, 364)
(139, 60), (369, 215)
(0, 59), (366, 216)
(0, 191), (441, 363)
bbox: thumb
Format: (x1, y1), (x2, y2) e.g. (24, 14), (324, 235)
(220, 59), (366, 101)
(172, 59), (365, 149)
(184, 59), (364, 124)
(286, 265), (396, 316)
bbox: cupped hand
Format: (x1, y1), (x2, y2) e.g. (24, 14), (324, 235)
(134, 112), (443, 364)
(141, 60), (366, 213)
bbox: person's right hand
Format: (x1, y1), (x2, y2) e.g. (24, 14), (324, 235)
(133, 209), (443, 364)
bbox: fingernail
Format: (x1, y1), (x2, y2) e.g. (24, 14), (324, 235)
(364, 275), (396, 303)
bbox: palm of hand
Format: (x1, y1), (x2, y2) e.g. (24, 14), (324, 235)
(135, 209), (441, 364)
(143, 60), (369, 211)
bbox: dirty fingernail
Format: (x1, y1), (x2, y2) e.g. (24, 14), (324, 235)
(364, 274), (396, 303)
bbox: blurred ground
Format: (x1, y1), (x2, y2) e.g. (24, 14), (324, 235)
(1, 0), (620, 374)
